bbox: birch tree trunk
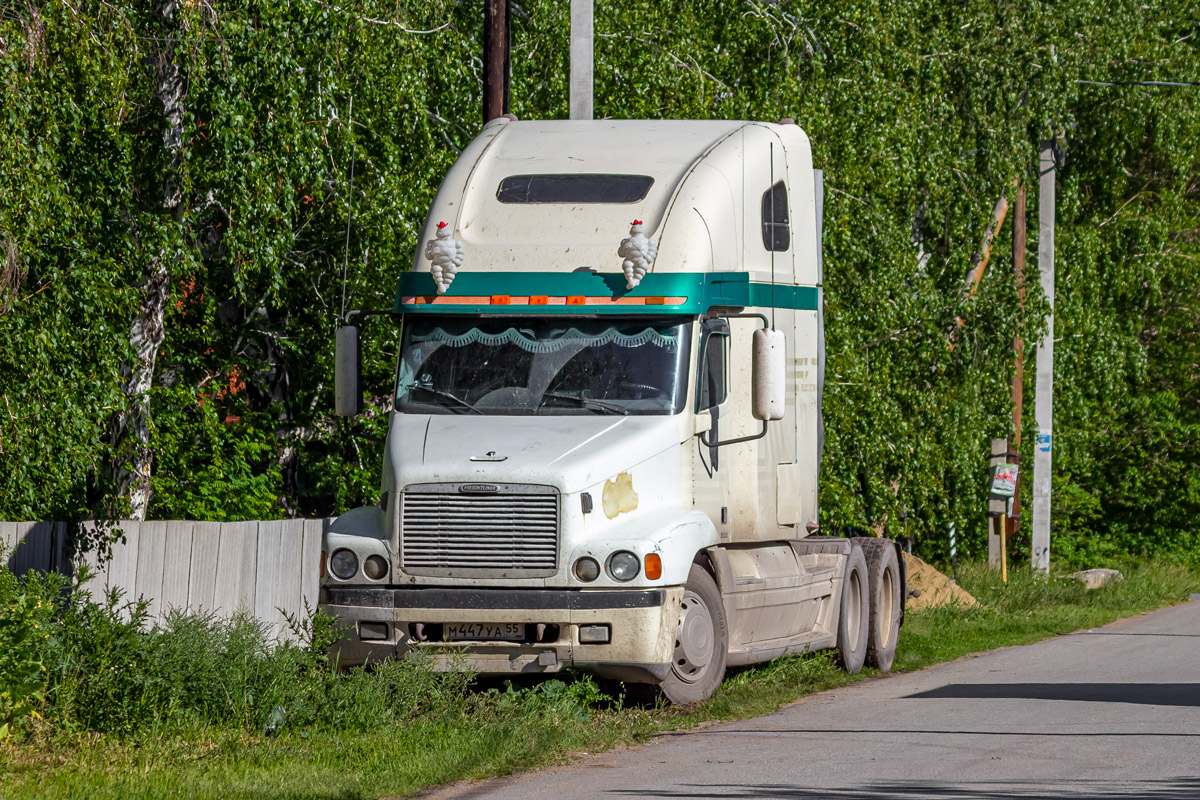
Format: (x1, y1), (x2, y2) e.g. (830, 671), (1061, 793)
(110, 0), (186, 520)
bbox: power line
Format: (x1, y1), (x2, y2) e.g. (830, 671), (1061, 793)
(1078, 80), (1200, 87)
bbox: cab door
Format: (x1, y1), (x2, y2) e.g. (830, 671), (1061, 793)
(690, 316), (762, 540)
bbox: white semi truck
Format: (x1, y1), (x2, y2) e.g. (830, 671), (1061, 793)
(322, 118), (906, 703)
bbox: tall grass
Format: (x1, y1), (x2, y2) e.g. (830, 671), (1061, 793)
(896, 560), (1200, 671)
(1, 560), (487, 742)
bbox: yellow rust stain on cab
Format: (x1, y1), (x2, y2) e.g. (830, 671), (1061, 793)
(602, 472), (639, 519)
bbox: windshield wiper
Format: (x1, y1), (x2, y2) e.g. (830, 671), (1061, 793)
(541, 392), (630, 415)
(409, 385), (482, 414)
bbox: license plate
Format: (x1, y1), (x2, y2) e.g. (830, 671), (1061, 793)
(444, 622), (524, 641)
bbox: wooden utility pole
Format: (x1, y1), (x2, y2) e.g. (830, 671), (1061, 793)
(1008, 184), (1026, 541)
(962, 191), (1012, 300)
(482, 0), (510, 124)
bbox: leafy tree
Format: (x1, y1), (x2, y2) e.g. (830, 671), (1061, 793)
(1, 0), (1197, 565)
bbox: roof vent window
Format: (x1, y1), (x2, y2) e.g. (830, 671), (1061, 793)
(497, 174), (654, 204)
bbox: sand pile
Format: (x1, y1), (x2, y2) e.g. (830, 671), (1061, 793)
(902, 552), (979, 611)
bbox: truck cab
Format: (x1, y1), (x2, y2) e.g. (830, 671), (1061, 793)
(321, 118), (904, 703)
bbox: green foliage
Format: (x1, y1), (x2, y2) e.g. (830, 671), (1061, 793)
(0, 555), (64, 739)
(483, 672), (612, 724)
(0, 1), (1198, 564)
(148, 385), (281, 520)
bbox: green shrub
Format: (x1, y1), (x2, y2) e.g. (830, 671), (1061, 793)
(0, 557), (65, 739)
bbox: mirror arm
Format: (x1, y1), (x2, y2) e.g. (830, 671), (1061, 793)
(699, 419), (768, 449)
(703, 310), (769, 327)
(696, 309), (774, 448)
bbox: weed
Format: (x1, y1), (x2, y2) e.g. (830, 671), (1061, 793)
(0, 554), (63, 739)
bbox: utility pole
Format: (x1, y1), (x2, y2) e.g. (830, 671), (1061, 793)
(1031, 142), (1056, 573)
(482, 0), (510, 124)
(570, 0), (593, 120)
(1009, 184), (1026, 543)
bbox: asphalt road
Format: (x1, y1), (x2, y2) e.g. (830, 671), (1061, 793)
(431, 596), (1200, 800)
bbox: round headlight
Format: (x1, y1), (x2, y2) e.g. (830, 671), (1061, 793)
(606, 550), (640, 582)
(363, 554), (389, 580)
(329, 548), (359, 580)
(574, 556), (601, 582)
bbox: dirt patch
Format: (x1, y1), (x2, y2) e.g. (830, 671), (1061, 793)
(903, 552), (979, 610)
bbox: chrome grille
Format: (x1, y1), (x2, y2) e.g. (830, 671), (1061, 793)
(401, 484), (559, 574)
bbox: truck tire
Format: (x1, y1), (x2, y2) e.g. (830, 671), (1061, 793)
(836, 545), (869, 674)
(660, 564), (728, 705)
(853, 537), (903, 672)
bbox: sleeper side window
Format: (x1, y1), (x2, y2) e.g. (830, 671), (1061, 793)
(761, 181), (790, 251)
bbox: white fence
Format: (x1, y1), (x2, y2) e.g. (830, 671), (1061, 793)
(1, 519), (328, 637)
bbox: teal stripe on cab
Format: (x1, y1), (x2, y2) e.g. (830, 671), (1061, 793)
(393, 271), (819, 315)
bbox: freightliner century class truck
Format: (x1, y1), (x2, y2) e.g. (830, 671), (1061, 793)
(321, 118), (906, 703)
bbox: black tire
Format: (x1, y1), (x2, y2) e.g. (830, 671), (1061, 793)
(853, 537), (903, 672)
(837, 545), (869, 674)
(660, 563), (728, 705)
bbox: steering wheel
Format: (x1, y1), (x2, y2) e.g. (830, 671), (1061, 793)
(613, 381), (667, 400)
(467, 376), (508, 398)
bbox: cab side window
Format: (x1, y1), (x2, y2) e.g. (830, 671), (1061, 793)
(762, 181), (790, 251)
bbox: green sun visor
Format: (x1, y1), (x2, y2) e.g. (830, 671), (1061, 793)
(393, 271), (818, 315)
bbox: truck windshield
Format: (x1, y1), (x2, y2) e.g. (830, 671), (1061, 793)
(396, 316), (691, 416)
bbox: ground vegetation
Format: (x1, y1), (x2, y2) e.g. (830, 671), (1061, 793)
(0, 555), (1195, 797)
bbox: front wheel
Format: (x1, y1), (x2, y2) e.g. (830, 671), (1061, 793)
(660, 564), (728, 705)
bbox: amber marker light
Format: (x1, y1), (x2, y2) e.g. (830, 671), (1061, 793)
(490, 295), (511, 305)
(566, 295), (585, 305)
(529, 295), (549, 305)
(644, 553), (662, 580)
(645, 296), (666, 305)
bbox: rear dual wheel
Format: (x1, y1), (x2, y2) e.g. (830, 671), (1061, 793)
(836, 545), (869, 673)
(853, 537), (904, 672)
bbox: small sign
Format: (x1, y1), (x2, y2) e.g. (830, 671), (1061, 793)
(1037, 432), (1052, 452)
(990, 463), (1019, 497)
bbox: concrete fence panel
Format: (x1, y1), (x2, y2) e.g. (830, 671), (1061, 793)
(4, 519), (331, 639)
(2, 521), (62, 576)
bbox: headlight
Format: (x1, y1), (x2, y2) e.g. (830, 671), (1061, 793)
(574, 556), (601, 582)
(363, 554), (389, 580)
(606, 550), (640, 582)
(329, 549), (359, 580)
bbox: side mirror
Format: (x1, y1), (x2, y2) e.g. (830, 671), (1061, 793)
(752, 328), (786, 421)
(335, 325), (363, 417)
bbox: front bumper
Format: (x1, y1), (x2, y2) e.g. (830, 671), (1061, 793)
(320, 585), (684, 683)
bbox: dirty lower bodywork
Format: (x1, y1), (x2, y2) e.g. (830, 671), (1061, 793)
(322, 585), (682, 682)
